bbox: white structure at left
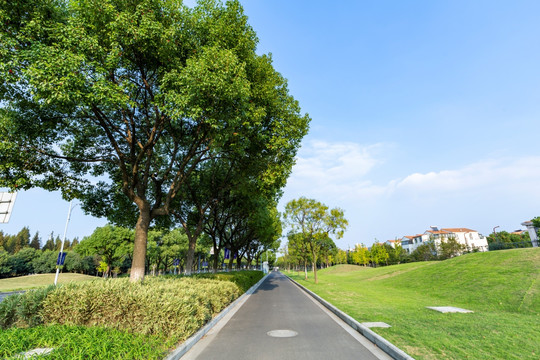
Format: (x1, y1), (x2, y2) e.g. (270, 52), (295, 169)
(0, 192), (17, 223)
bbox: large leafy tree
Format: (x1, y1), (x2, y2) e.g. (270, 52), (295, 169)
(0, 0), (309, 281)
(284, 197), (348, 284)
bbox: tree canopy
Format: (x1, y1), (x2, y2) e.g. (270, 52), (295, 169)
(0, 0), (309, 281)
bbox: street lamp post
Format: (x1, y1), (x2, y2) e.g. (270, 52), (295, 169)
(54, 201), (75, 286)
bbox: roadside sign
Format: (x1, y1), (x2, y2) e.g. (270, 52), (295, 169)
(56, 252), (67, 266)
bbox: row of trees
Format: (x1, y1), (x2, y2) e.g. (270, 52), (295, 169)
(0, 0), (309, 281)
(0, 248), (98, 278)
(0, 223), (278, 279)
(0, 228), (79, 254)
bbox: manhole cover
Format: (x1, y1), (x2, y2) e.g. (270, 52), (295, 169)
(267, 329), (298, 338)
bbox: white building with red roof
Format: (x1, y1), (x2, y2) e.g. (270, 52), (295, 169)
(401, 226), (488, 254)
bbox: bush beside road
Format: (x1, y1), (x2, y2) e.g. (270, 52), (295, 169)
(0, 271), (264, 359)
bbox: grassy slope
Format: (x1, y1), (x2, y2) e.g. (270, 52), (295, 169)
(0, 274), (100, 292)
(290, 248), (539, 360)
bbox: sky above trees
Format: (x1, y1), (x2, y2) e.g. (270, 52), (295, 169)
(3, 0), (540, 249)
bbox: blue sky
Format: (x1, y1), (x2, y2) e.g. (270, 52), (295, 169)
(2, 0), (540, 249)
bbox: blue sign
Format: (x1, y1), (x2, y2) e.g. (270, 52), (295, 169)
(224, 249), (230, 260)
(173, 259), (180, 266)
(56, 252), (67, 266)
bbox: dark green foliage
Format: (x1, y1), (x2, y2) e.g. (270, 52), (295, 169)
(0, 249), (12, 277)
(64, 252), (96, 274)
(489, 241), (533, 251)
(411, 241), (438, 261)
(31, 250), (58, 273)
(29, 232), (41, 250)
(9, 247), (39, 275)
(0, 325), (169, 360)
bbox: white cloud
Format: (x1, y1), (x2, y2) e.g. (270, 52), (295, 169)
(284, 140), (388, 202)
(281, 140), (540, 247)
(393, 157), (540, 199)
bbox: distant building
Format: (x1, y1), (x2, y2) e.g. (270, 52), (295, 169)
(385, 239), (401, 248)
(401, 226), (488, 254)
(440, 228), (489, 252)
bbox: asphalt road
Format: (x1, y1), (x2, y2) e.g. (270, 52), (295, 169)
(182, 271), (391, 360)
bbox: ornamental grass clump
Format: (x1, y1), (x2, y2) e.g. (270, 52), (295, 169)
(42, 277), (240, 341)
(0, 286), (56, 329)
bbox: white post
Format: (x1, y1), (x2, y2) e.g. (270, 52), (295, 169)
(54, 201), (74, 285)
(521, 221), (538, 248)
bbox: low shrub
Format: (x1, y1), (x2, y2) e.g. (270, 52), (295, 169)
(0, 286), (55, 329)
(0, 293), (21, 329)
(42, 277), (241, 342)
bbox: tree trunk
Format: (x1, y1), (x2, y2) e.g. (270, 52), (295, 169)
(212, 251), (219, 273)
(312, 260), (318, 284)
(129, 207), (151, 282)
(184, 234), (197, 275)
(312, 249), (318, 284)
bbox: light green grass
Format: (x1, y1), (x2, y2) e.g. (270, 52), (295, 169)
(0, 274), (101, 292)
(0, 325), (170, 359)
(289, 248), (539, 360)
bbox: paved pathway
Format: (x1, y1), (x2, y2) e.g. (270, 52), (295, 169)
(182, 272), (391, 360)
(0, 291), (24, 303)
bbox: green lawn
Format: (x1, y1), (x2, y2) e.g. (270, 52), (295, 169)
(0, 273), (100, 292)
(288, 248), (539, 360)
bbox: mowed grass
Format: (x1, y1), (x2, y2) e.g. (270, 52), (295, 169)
(288, 248), (539, 360)
(0, 273), (100, 292)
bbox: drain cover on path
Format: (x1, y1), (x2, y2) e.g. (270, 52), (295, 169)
(426, 306), (473, 313)
(267, 329), (298, 338)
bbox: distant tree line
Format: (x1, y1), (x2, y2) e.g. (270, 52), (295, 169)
(0, 227), (92, 278)
(277, 234), (488, 273)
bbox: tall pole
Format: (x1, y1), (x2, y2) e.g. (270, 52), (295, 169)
(54, 201), (74, 286)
